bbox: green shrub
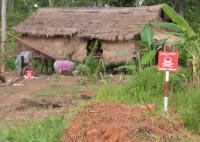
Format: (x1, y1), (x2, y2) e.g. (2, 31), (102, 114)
(126, 66), (183, 95)
(73, 64), (91, 77)
(85, 54), (99, 74)
(7, 58), (16, 70)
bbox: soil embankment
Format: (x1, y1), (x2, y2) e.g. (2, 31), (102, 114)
(61, 101), (199, 142)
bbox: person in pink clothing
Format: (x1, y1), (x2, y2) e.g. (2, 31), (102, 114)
(54, 60), (75, 75)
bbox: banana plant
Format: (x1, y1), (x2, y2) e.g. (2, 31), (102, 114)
(184, 36), (200, 84)
(134, 24), (168, 66)
(162, 4), (195, 38)
(150, 3), (199, 84)
(150, 4), (196, 39)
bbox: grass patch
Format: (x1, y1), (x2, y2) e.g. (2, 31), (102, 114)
(0, 101), (87, 142)
(31, 84), (99, 98)
(93, 66), (200, 135)
(0, 114), (66, 142)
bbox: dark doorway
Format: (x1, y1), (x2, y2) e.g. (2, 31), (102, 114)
(86, 39), (103, 57)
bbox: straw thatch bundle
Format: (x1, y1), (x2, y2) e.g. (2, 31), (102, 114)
(13, 4), (163, 41)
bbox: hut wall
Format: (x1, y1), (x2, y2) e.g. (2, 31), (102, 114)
(102, 41), (138, 63)
(70, 37), (87, 61)
(13, 37), (87, 61)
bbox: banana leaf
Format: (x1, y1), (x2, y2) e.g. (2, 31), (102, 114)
(140, 24), (154, 47)
(141, 50), (157, 65)
(162, 4), (195, 37)
(164, 32), (187, 39)
(150, 22), (182, 32)
(153, 38), (168, 49)
(134, 40), (149, 47)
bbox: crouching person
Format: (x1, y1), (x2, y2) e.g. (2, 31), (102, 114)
(54, 60), (74, 76)
(16, 52), (34, 76)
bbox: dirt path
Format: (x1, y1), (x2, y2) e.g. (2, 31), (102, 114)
(0, 76), (76, 106)
(0, 75), (98, 129)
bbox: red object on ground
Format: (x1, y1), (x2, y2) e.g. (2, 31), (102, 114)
(81, 91), (96, 99)
(26, 70), (33, 78)
(158, 51), (178, 72)
(141, 104), (155, 111)
(170, 104), (177, 113)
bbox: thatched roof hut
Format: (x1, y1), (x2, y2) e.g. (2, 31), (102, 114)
(13, 4), (176, 63)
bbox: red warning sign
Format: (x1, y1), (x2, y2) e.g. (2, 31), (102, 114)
(158, 51), (178, 72)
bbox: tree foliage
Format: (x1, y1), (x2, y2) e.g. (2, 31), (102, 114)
(103, 0), (137, 7)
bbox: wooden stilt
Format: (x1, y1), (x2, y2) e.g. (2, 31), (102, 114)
(41, 62), (44, 73)
(45, 60), (48, 73)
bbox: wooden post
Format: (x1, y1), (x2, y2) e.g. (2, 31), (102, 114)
(1, 0), (7, 72)
(45, 60), (48, 73)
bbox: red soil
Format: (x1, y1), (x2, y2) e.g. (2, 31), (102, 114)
(61, 102), (199, 142)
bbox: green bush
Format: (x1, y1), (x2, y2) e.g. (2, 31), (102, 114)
(126, 66), (183, 95)
(85, 54), (99, 74)
(73, 64), (91, 77)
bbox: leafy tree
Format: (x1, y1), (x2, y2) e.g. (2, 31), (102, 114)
(183, 0), (200, 32)
(67, 0), (97, 7)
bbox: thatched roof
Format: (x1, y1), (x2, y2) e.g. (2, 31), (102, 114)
(13, 4), (164, 41)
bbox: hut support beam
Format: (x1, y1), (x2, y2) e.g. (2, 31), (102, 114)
(40, 59), (49, 73)
(0, 29), (55, 59)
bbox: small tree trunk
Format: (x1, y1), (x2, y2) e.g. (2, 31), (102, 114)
(1, 0), (7, 73)
(49, 0), (52, 6)
(12, 0), (14, 9)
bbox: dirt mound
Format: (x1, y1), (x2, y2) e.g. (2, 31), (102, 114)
(60, 102), (199, 142)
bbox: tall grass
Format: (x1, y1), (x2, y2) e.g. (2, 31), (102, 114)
(93, 66), (200, 135)
(0, 115), (66, 142)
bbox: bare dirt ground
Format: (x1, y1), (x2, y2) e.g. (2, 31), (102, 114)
(61, 102), (200, 142)
(0, 73), (99, 129)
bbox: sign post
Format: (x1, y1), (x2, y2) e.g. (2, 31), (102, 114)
(158, 51), (178, 113)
